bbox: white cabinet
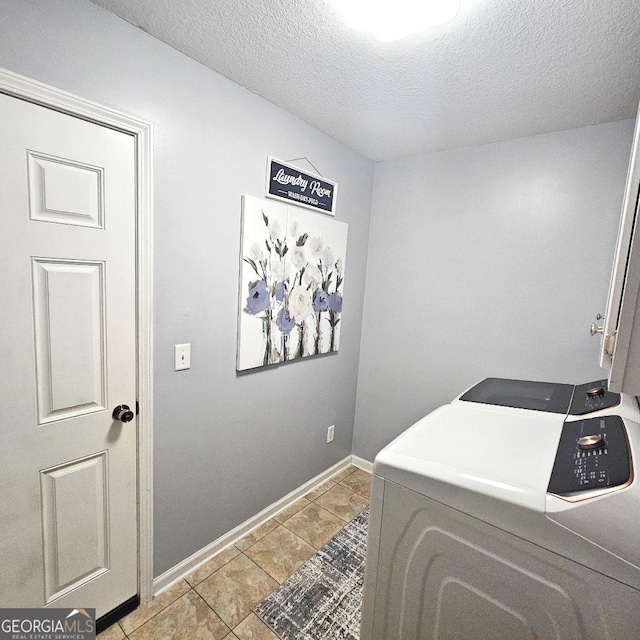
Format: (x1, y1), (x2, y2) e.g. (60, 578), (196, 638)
(601, 104), (640, 394)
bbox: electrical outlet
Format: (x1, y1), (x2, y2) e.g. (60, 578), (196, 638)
(327, 425), (335, 443)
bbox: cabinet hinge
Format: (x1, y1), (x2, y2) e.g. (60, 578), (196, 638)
(604, 333), (617, 356)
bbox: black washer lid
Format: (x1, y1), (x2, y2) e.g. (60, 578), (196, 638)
(459, 378), (575, 414)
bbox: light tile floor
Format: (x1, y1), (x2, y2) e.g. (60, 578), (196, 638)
(99, 466), (372, 640)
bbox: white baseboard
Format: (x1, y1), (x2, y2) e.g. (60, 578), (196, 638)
(351, 455), (373, 473)
(152, 455), (355, 596)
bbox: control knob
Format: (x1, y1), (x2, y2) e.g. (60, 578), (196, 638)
(577, 435), (605, 450)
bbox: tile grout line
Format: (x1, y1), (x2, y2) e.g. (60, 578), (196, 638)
(189, 586), (233, 639)
(239, 532), (307, 586)
(187, 550), (241, 589)
(238, 483), (363, 579)
(118, 583), (194, 637)
(278, 504), (345, 550)
(230, 609), (272, 639)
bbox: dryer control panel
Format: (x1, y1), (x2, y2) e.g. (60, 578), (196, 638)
(568, 379), (621, 415)
(548, 416), (631, 499)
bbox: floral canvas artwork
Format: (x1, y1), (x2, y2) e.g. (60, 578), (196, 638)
(237, 195), (348, 370)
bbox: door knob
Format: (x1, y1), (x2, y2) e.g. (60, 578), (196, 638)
(112, 404), (134, 423)
(590, 314), (605, 336)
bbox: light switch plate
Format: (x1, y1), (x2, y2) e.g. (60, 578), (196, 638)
(174, 343), (191, 371)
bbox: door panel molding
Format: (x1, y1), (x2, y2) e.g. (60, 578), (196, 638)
(27, 150), (105, 228)
(32, 258), (107, 423)
(40, 451), (110, 602)
(0, 67), (154, 604)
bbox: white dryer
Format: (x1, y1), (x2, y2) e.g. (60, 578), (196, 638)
(361, 378), (640, 640)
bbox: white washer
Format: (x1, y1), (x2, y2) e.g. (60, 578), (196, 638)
(361, 379), (640, 640)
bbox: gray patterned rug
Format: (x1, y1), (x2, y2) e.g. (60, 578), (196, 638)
(255, 507), (369, 640)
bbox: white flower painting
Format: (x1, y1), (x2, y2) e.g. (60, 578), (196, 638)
(237, 195), (348, 371)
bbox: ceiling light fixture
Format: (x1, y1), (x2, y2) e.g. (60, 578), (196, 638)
(331, 0), (462, 42)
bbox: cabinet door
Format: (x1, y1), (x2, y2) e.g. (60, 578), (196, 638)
(601, 103), (640, 393)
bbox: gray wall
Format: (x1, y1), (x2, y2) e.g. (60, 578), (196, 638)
(353, 121), (635, 462)
(0, 0), (374, 576)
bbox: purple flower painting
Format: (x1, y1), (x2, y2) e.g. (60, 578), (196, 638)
(244, 280), (269, 315)
(313, 289), (329, 312)
(328, 292), (343, 312)
(276, 307), (295, 334)
(237, 195), (348, 370)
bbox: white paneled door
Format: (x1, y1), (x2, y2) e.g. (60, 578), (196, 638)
(0, 93), (138, 616)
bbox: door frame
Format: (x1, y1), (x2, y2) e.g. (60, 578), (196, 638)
(0, 68), (154, 604)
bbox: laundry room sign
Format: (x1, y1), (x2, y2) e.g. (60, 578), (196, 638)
(266, 157), (337, 215)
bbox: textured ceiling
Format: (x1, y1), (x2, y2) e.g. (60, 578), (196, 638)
(91, 0), (640, 160)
